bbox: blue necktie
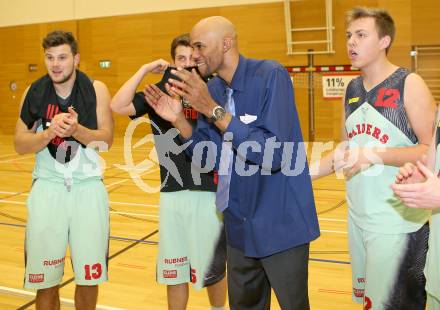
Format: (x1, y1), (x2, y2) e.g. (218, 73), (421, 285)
(215, 88), (235, 212)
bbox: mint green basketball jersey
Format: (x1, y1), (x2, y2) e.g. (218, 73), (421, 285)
(344, 68), (430, 233)
(33, 123), (103, 184)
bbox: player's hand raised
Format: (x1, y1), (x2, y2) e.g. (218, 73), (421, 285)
(144, 84), (183, 123)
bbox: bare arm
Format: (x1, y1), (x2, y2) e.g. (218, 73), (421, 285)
(372, 73), (435, 166)
(310, 154), (333, 181)
(14, 87), (58, 154)
(310, 94), (348, 180)
(111, 60), (168, 116)
(395, 107), (439, 184)
(70, 80), (114, 148)
(425, 109), (438, 171)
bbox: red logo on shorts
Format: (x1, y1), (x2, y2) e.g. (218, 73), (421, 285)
(164, 257), (187, 265)
(163, 270), (177, 278)
(43, 257), (65, 267)
(29, 274), (44, 283)
(353, 288), (365, 298)
(191, 268), (197, 284)
(364, 296), (372, 310)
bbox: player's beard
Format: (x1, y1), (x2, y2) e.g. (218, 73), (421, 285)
(52, 66), (75, 84)
(198, 64), (211, 79)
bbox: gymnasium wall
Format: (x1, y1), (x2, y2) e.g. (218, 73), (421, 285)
(0, 0), (282, 27)
(0, 0), (438, 141)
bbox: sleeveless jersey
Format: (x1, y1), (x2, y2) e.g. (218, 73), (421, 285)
(32, 93), (102, 184)
(344, 68), (430, 233)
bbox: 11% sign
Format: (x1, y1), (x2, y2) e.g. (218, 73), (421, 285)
(322, 73), (360, 99)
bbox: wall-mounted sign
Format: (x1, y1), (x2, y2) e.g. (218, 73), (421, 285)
(28, 64), (38, 72)
(99, 60), (111, 69)
(322, 73), (360, 99)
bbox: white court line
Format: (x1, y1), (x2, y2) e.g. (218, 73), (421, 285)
(319, 217), (347, 223)
(0, 200), (157, 207)
(0, 199), (158, 219)
(321, 229), (347, 234)
(109, 213), (347, 223)
(0, 285), (125, 310)
(0, 162), (34, 166)
(0, 201), (346, 233)
(110, 211), (158, 218)
(105, 178), (135, 188)
(105, 168), (159, 188)
(109, 163), (159, 172)
(0, 191), (19, 195)
(0, 153), (20, 159)
(0, 200), (158, 217)
(111, 201), (157, 207)
(0, 200), (158, 209)
(0, 155), (34, 164)
(0, 190), (347, 230)
(0, 194), (158, 208)
(0, 200), (346, 233)
(0, 199), (159, 219)
(0, 200), (25, 205)
(106, 145), (153, 150)
(0, 199), (159, 220)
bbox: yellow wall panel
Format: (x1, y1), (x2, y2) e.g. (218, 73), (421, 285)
(0, 0), (281, 27)
(0, 0), (74, 27)
(0, 1), (438, 140)
(412, 0), (440, 45)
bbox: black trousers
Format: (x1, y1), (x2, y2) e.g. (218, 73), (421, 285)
(227, 243), (310, 310)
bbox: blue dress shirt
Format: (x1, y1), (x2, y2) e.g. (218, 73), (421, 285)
(184, 55), (320, 258)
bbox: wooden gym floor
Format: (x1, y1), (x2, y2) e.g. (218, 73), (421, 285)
(0, 132), (358, 309)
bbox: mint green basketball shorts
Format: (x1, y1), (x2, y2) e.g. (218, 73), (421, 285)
(24, 178), (109, 289)
(156, 190), (225, 290)
(428, 294), (440, 310)
(348, 217), (428, 309)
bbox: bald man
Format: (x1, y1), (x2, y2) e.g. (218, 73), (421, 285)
(144, 16), (319, 309)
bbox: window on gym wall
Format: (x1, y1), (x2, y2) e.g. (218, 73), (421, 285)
(412, 45), (440, 105)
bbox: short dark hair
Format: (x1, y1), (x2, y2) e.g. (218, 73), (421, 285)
(170, 33), (191, 61)
(42, 30), (78, 55)
(346, 7), (395, 53)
